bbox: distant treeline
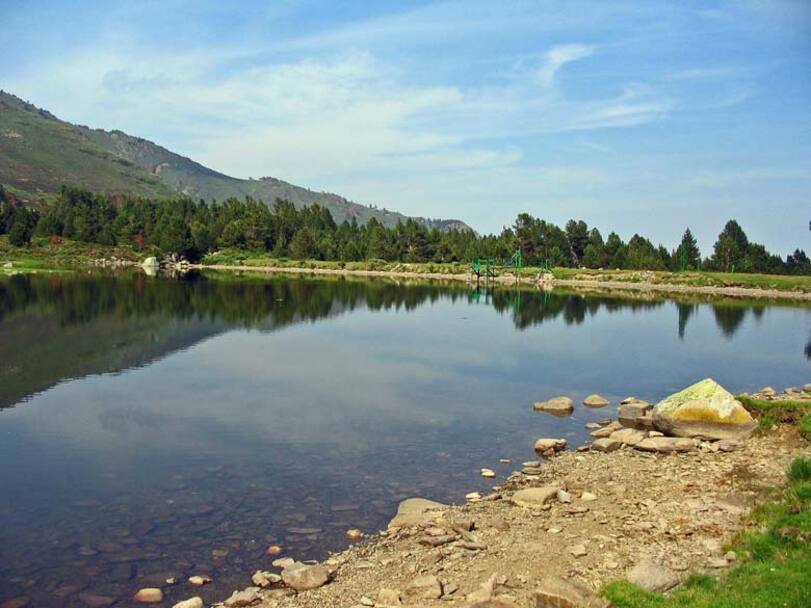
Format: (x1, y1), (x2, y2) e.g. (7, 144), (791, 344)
(1, 185), (809, 275)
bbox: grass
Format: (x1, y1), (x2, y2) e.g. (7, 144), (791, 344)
(0, 235), (143, 271)
(737, 396), (811, 438)
(602, 458), (811, 608)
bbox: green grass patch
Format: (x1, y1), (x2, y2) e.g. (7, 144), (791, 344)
(738, 395), (811, 412)
(602, 458), (811, 608)
(0, 235), (143, 271)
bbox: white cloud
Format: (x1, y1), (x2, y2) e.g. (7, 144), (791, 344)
(537, 44), (595, 87)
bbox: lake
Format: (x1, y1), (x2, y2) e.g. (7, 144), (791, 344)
(0, 271), (809, 607)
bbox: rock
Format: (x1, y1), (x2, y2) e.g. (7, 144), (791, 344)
(557, 489), (572, 503)
(717, 439), (742, 452)
(724, 551), (737, 562)
(759, 386), (776, 397)
(804, 383), (811, 393)
(272, 557), (295, 569)
(133, 588), (163, 604)
(388, 497), (446, 528)
(707, 557), (729, 568)
(281, 563), (331, 591)
(534, 577), (610, 608)
(581, 492), (597, 502)
(590, 421), (623, 438)
(224, 588), (260, 607)
(534, 438), (567, 457)
(77, 593), (115, 608)
(466, 492), (482, 501)
(419, 534), (456, 546)
(591, 438), (622, 452)
(346, 529), (363, 540)
(360, 597), (375, 607)
(377, 588), (403, 606)
(652, 378), (756, 440)
(0, 597), (29, 608)
(618, 400), (653, 429)
(626, 558), (680, 592)
(583, 394), (610, 408)
(635, 437), (698, 453)
(266, 544), (283, 555)
(172, 598), (203, 608)
(585, 422), (602, 429)
(142, 257), (159, 268)
(251, 570), (281, 588)
(404, 575), (443, 600)
(785, 387), (801, 394)
(481, 468), (496, 478)
(533, 396), (574, 415)
(188, 575), (211, 586)
(569, 544), (587, 557)
(511, 486), (559, 508)
(609, 428), (647, 446)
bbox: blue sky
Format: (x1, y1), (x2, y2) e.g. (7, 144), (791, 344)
(2, 0), (810, 253)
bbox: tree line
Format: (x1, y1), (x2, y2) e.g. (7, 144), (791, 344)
(1, 185), (808, 275)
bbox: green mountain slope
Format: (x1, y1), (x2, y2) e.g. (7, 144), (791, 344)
(0, 91), (470, 230)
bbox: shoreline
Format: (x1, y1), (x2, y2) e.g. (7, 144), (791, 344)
(194, 263), (811, 302)
(199, 388), (810, 608)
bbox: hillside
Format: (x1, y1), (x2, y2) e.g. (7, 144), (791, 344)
(0, 91), (470, 230)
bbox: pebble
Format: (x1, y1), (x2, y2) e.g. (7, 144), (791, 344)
(346, 529), (364, 540)
(272, 557), (296, 569)
(172, 599), (203, 608)
(466, 492), (482, 501)
(481, 468), (496, 478)
(266, 545), (283, 555)
(581, 492), (597, 502)
(568, 544), (587, 557)
(188, 576), (211, 586)
(133, 588), (163, 604)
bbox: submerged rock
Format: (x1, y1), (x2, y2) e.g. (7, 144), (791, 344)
(652, 378), (756, 440)
(533, 396), (574, 415)
(133, 588), (163, 604)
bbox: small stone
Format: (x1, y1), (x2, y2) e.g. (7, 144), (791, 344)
(581, 492), (597, 502)
(266, 544), (283, 555)
(585, 422), (602, 429)
(547, 527), (561, 534)
(281, 563), (331, 591)
(404, 575), (443, 600)
(591, 438), (622, 452)
(568, 544), (587, 557)
(272, 557), (296, 569)
(627, 558), (680, 592)
(535, 577), (610, 608)
(534, 438), (567, 456)
(377, 588), (402, 606)
(188, 576), (211, 586)
(590, 421), (623, 438)
(609, 428), (647, 446)
(635, 437), (698, 453)
(346, 529), (363, 540)
(224, 588), (260, 607)
(466, 492), (482, 501)
(605, 560), (619, 570)
(724, 551), (737, 562)
(360, 597), (375, 606)
(511, 486), (559, 508)
(481, 468), (496, 478)
(133, 588), (163, 604)
(803, 383), (811, 393)
(251, 570), (281, 588)
(759, 386), (776, 397)
(583, 394), (610, 407)
(172, 599), (204, 608)
(557, 489), (572, 503)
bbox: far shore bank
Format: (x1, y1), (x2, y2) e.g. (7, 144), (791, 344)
(194, 262), (811, 302)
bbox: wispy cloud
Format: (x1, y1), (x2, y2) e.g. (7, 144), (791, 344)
(537, 43), (595, 87)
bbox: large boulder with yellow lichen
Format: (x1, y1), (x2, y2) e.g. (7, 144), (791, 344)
(652, 378), (756, 441)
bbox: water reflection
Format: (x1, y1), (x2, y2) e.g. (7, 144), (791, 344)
(0, 271), (808, 608)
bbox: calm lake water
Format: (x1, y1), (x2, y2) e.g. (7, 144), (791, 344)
(1, 271), (809, 607)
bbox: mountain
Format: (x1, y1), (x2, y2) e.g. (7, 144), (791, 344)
(0, 91), (470, 230)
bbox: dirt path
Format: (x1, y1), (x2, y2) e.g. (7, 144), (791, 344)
(195, 264), (811, 302)
(206, 428), (808, 608)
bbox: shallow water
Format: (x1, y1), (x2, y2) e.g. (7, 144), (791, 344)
(0, 271), (809, 607)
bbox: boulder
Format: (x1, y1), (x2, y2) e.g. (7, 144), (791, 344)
(583, 394), (610, 408)
(511, 486), (559, 508)
(652, 379), (756, 440)
(626, 558), (680, 592)
(533, 396), (574, 416)
(609, 428), (647, 446)
(534, 577), (610, 608)
(388, 497), (446, 528)
(133, 589), (163, 604)
(635, 437), (698, 453)
(172, 599), (204, 608)
(590, 438), (622, 452)
(281, 563), (330, 591)
(534, 438), (567, 457)
(404, 575), (443, 600)
(804, 383), (811, 393)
